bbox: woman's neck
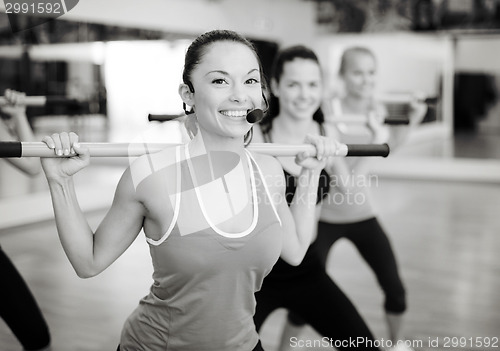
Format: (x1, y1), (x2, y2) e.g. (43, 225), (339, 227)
(342, 94), (373, 114)
(271, 113), (316, 144)
(189, 128), (245, 157)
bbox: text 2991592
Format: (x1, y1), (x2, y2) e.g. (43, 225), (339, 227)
(4, 1), (63, 15)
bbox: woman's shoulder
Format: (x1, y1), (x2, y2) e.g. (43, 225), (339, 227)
(249, 151), (281, 174)
(249, 151), (285, 188)
(127, 145), (180, 190)
(321, 119), (344, 143)
(322, 96), (343, 117)
(373, 100), (388, 117)
(249, 152), (285, 198)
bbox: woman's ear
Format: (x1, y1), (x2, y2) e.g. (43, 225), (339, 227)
(270, 79), (279, 97)
(179, 83), (194, 106)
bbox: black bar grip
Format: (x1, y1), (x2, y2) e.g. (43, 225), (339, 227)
(384, 116), (409, 125)
(0, 141), (22, 158)
(45, 97), (80, 106)
(148, 114), (184, 122)
(346, 143), (390, 157)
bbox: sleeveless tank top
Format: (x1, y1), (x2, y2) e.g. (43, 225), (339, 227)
(321, 98), (377, 223)
(328, 98), (373, 143)
(120, 145), (283, 351)
(261, 123), (330, 205)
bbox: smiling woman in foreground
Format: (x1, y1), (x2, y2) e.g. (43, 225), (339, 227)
(38, 29), (339, 351)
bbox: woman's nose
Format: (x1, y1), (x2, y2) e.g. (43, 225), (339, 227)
(362, 74), (375, 85)
(229, 83), (248, 103)
(298, 85), (310, 99)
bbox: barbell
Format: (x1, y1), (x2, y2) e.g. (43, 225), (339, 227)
(148, 114), (410, 125)
(0, 96), (79, 107)
(0, 141), (390, 158)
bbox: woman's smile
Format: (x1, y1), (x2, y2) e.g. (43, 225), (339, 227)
(219, 109), (248, 118)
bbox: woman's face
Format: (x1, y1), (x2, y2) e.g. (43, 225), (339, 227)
(188, 41), (263, 140)
(274, 58), (322, 121)
(341, 52), (377, 99)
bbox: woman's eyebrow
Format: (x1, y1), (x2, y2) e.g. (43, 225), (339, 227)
(205, 70), (229, 77)
(205, 69), (259, 77)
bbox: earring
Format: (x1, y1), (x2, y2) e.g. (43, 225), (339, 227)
(183, 102), (194, 115)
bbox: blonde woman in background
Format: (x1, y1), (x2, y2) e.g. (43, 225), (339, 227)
(316, 47), (427, 351)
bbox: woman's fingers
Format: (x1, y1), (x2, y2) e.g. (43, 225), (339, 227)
(295, 134), (330, 170)
(409, 101), (428, 124)
(316, 137), (325, 161)
(4, 89), (26, 106)
(41, 135), (56, 150)
(304, 134), (319, 158)
(50, 133), (63, 156)
(304, 134), (339, 160)
(69, 132), (90, 160)
(295, 151), (309, 164)
(59, 132), (71, 156)
(13, 90), (25, 106)
(327, 139), (339, 157)
(44, 132), (86, 157)
(69, 132), (79, 155)
(40, 132), (89, 178)
(4, 89), (14, 105)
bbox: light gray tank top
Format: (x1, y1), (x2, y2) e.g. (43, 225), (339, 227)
(120, 145), (282, 351)
(321, 99), (377, 223)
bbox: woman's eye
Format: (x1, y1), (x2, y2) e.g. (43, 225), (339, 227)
(246, 78), (260, 85)
(212, 78), (227, 85)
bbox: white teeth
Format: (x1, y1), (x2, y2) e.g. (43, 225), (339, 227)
(295, 104), (314, 110)
(220, 110), (247, 117)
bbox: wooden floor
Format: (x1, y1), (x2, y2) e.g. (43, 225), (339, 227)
(1, 176), (500, 351)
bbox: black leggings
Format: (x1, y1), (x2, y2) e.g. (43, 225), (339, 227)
(315, 217), (406, 314)
(254, 241), (381, 351)
(0, 246), (51, 350)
